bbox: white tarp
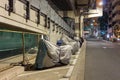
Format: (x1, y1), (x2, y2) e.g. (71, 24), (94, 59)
(61, 34), (80, 54)
(59, 45), (72, 64)
(35, 39), (73, 69)
(44, 40), (60, 63)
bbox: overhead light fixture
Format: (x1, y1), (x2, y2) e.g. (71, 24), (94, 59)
(99, 1), (103, 6)
(91, 23), (93, 26)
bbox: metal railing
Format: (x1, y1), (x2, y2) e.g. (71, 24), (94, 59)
(0, 30), (41, 71)
(31, 0), (74, 35)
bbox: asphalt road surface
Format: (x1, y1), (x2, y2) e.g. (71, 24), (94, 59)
(84, 39), (120, 80)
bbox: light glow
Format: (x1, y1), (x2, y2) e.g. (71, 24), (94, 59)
(107, 34), (110, 38)
(91, 23), (93, 26)
(99, 1), (103, 6)
(117, 38), (120, 41)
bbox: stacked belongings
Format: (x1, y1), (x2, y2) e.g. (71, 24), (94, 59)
(74, 37), (84, 47)
(60, 34), (80, 54)
(35, 39), (72, 69)
(35, 39), (59, 69)
(59, 45), (72, 64)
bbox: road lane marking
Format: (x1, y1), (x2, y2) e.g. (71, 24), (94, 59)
(64, 66), (74, 78)
(103, 47), (107, 49)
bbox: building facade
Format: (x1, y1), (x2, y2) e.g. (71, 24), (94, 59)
(108, 0), (120, 39)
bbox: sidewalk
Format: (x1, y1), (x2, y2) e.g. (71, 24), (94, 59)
(0, 42), (86, 80)
(3, 41), (86, 80)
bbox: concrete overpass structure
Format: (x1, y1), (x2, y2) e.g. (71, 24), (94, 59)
(47, 0), (103, 37)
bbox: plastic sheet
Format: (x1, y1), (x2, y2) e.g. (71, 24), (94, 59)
(59, 45), (72, 64)
(35, 39), (59, 69)
(60, 34), (80, 54)
(35, 39), (73, 69)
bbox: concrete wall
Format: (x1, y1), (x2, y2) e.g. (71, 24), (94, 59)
(0, 0), (74, 44)
(75, 16), (80, 37)
(80, 16), (84, 37)
(75, 15), (84, 38)
(75, 23), (80, 37)
(58, 11), (81, 38)
(49, 21), (62, 44)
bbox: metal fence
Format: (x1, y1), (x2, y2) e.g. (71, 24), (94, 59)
(0, 30), (40, 71)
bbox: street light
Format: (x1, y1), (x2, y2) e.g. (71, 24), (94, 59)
(91, 23), (93, 26)
(93, 20), (95, 22)
(99, 1), (103, 6)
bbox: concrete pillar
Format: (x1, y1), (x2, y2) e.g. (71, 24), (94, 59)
(80, 15), (84, 37)
(67, 11), (75, 19)
(75, 16), (79, 38)
(75, 23), (79, 37)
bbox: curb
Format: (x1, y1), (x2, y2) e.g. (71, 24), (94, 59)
(59, 42), (86, 80)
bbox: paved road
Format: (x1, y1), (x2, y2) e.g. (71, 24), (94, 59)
(84, 40), (120, 80)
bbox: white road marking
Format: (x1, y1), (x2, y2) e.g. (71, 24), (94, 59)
(59, 78), (69, 80)
(72, 59), (77, 65)
(64, 66), (74, 78)
(103, 47), (107, 49)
